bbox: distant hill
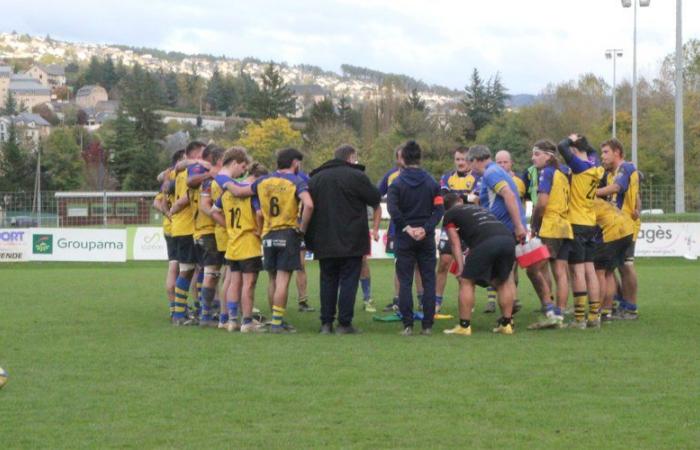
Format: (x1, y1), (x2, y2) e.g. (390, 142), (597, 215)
(506, 93), (538, 109)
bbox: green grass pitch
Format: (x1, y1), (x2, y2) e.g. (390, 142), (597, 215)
(0, 259), (698, 448)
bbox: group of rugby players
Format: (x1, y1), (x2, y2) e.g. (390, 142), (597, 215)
(153, 133), (641, 335)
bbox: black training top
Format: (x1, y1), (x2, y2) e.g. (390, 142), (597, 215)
(443, 204), (512, 248)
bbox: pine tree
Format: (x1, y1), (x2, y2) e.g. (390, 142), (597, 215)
(307, 97), (337, 135)
(337, 96), (353, 126)
(405, 88), (427, 112)
(0, 124), (33, 190)
(249, 63), (297, 120)
(3, 91), (18, 115)
(107, 109), (140, 187)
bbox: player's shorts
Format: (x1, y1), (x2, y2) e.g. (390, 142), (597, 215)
(262, 229), (302, 272)
(541, 237), (571, 261)
(226, 256), (263, 273)
(569, 225), (597, 264)
(594, 235), (633, 271)
(173, 235), (196, 265)
(164, 234), (177, 261)
(437, 229), (466, 256)
(195, 234), (223, 267)
(461, 235), (516, 288)
(624, 240), (636, 262)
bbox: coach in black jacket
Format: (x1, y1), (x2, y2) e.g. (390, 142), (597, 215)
(387, 140), (444, 335)
(307, 145), (381, 334)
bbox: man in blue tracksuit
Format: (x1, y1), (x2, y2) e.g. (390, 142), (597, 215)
(387, 140), (444, 336)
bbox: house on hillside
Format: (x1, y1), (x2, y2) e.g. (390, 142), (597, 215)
(26, 63), (66, 87)
(8, 75), (51, 111)
(75, 85), (108, 109)
(0, 65), (10, 109)
(290, 84), (328, 117)
(0, 112), (51, 147)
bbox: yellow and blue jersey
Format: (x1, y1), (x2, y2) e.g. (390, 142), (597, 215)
(566, 156), (605, 226)
(155, 192), (172, 236)
(479, 162), (526, 233)
(251, 171), (308, 235)
(210, 176), (228, 252)
(537, 165), (572, 239)
(214, 177), (262, 261)
(439, 170), (478, 195)
(171, 168), (195, 237)
(610, 162), (641, 241)
(193, 177), (216, 239)
(512, 173), (526, 201)
(593, 198), (634, 243)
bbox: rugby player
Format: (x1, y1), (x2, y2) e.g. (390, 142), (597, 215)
(528, 140), (572, 329)
(442, 194), (517, 335)
(225, 148), (314, 333)
(294, 170), (314, 313)
(168, 141), (206, 326)
(596, 138), (641, 320)
(557, 134), (605, 329)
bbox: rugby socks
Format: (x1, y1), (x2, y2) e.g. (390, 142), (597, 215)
(173, 277), (191, 320)
(200, 287), (216, 321)
(271, 305), (285, 328)
(498, 316), (513, 326)
(169, 301), (175, 318)
(459, 319), (471, 328)
(219, 313), (229, 325)
(573, 291), (588, 322)
(195, 271), (204, 317)
(589, 298), (601, 321)
(487, 287), (497, 304)
(227, 300), (239, 321)
(436, 296), (443, 307)
(360, 277), (371, 301)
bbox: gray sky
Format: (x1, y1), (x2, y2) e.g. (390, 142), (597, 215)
(2, 0), (698, 94)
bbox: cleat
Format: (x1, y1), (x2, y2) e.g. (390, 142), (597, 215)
(444, 325), (472, 336)
(601, 312), (614, 322)
(527, 314), (564, 330)
(613, 309), (639, 321)
(217, 321), (228, 330)
(363, 299), (377, 313)
(171, 317), (187, 326)
(336, 325), (361, 335)
(492, 323), (514, 335)
(240, 321), (267, 333)
(483, 301), (496, 314)
(383, 301), (398, 312)
(567, 320), (587, 329)
(399, 326), (413, 336)
(420, 328), (432, 336)
(269, 324), (294, 334)
(319, 323), (334, 335)
(226, 319), (241, 332)
(587, 317), (601, 329)
(298, 301), (315, 313)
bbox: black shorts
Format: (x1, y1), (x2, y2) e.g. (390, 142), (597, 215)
(173, 235), (196, 265)
(226, 256), (263, 273)
(195, 234), (223, 267)
(541, 237), (571, 261)
(262, 229), (302, 272)
(462, 235), (516, 288)
(438, 229), (466, 257)
(594, 235), (633, 271)
(569, 225), (598, 264)
(624, 240), (636, 262)
(165, 234), (177, 261)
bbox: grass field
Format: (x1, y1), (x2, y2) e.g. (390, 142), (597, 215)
(1, 259), (698, 449)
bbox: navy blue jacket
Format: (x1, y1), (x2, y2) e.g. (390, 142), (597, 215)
(387, 167), (444, 235)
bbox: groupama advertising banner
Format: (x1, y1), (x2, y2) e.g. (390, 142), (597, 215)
(1, 223), (698, 262)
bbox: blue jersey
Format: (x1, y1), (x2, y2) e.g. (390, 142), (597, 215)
(479, 162), (526, 233)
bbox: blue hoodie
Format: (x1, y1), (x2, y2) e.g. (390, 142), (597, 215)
(387, 167), (444, 235)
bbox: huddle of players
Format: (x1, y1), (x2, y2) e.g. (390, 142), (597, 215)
(154, 141), (314, 333)
(154, 133), (640, 335)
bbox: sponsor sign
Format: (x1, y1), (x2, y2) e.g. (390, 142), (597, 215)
(132, 227), (168, 260)
(635, 222), (700, 258)
(0, 229), (30, 262)
(29, 228), (126, 262)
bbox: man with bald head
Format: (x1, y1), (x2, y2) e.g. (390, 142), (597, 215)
(495, 150), (526, 203)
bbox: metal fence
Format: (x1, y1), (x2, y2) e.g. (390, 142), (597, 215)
(0, 186), (698, 228)
(0, 191), (160, 227)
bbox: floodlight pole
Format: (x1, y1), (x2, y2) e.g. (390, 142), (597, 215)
(674, 0), (685, 213)
(606, 49), (623, 138)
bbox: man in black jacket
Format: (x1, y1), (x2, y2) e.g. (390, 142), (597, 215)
(387, 140), (444, 336)
(306, 145), (382, 334)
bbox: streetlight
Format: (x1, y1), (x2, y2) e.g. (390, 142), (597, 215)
(674, 0), (684, 213)
(621, 0), (651, 168)
(605, 48), (623, 138)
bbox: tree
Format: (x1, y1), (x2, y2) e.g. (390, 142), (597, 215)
(118, 64), (165, 142)
(42, 127), (84, 190)
(405, 88), (426, 112)
(249, 63), (297, 120)
(461, 69), (510, 140)
(2, 91), (17, 115)
(105, 109), (140, 187)
(0, 124), (33, 190)
(236, 117), (302, 168)
(304, 123), (359, 169)
(306, 97), (338, 135)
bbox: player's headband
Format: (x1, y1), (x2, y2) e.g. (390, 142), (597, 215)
(532, 146), (555, 155)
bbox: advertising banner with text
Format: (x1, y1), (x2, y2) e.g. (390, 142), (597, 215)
(0, 229), (30, 262)
(29, 228), (127, 262)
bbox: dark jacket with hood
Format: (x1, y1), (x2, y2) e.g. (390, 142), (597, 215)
(306, 159), (381, 259)
(387, 167), (444, 238)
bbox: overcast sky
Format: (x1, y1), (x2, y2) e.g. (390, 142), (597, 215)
(2, 0), (698, 94)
